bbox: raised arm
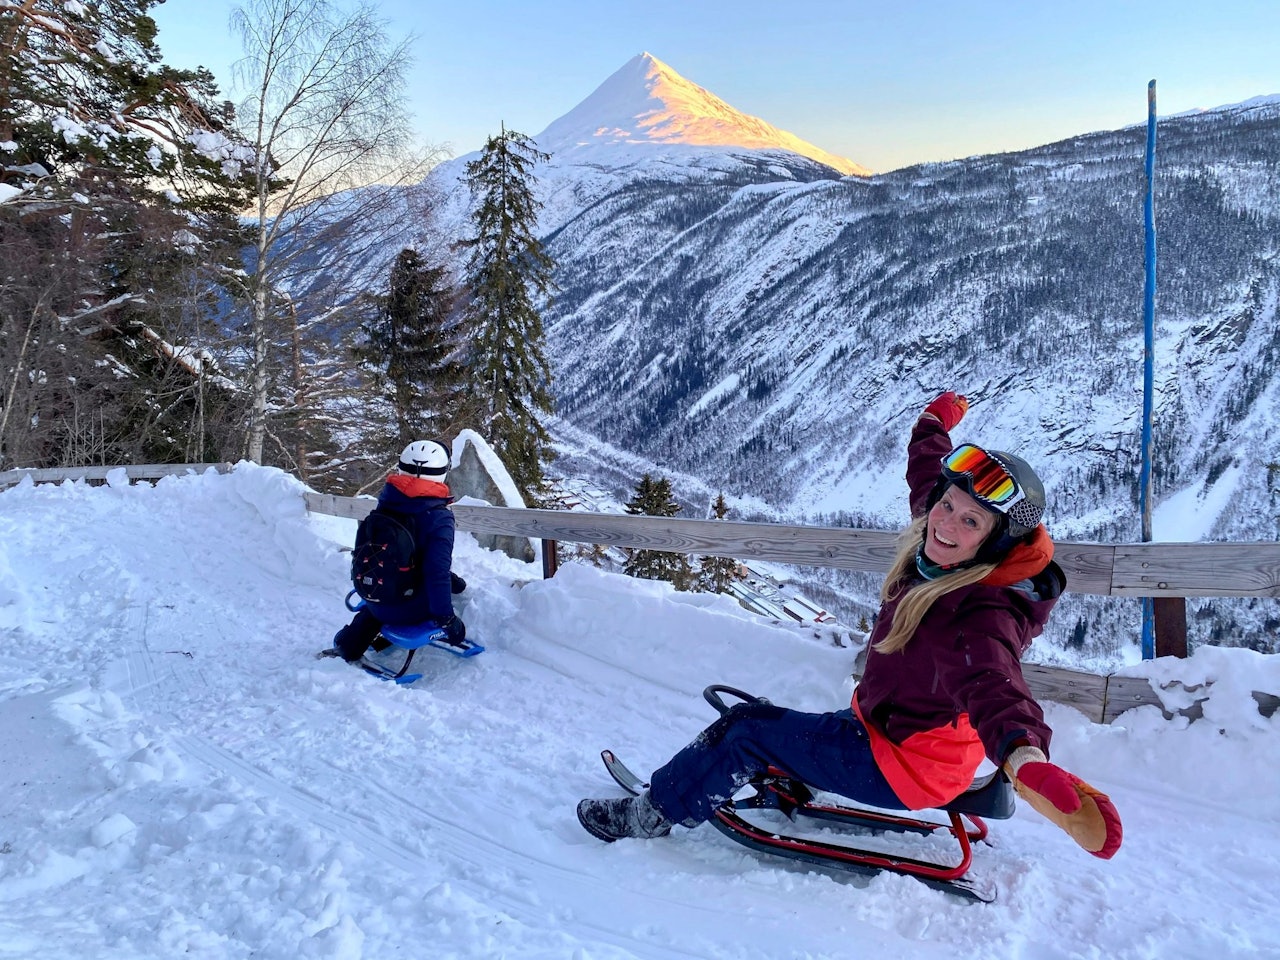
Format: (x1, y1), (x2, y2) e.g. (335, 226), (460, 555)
(906, 391), (968, 517)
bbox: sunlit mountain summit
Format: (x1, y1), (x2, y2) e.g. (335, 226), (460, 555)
(535, 52), (870, 176)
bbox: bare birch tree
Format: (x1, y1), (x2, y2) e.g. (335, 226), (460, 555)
(231, 0), (442, 470)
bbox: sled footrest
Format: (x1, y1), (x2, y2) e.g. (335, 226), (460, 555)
(379, 623), (485, 657)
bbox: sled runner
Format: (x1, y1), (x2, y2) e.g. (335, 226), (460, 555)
(599, 684), (1014, 903)
(345, 590), (484, 684)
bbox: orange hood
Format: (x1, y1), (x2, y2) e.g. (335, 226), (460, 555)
(981, 525), (1054, 587)
(386, 473), (452, 500)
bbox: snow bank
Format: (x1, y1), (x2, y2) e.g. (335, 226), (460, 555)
(0, 466), (1277, 959)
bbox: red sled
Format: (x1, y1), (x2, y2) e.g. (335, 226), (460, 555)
(600, 685), (1015, 903)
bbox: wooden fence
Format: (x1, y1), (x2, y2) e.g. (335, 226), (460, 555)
(302, 493), (1280, 725)
(0, 462), (233, 490)
(303, 496), (1280, 598)
(4, 466), (1274, 725)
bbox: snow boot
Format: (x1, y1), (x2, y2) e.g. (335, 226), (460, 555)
(576, 791), (673, 842)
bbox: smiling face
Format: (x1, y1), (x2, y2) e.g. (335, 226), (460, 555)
(924, 484), (999, 566)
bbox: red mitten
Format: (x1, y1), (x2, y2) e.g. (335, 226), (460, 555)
(1005, 747), (1122, 859)
(922, 392), (969, 431)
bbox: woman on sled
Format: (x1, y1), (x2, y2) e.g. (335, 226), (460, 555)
(577, 392), (1122, 861)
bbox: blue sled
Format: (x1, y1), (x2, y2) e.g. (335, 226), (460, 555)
(345, 590), (484, 684)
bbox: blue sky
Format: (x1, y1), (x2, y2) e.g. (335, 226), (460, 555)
(151, 0), (1280, 173)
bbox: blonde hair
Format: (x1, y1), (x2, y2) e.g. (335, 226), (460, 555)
(873, 517), (997, 654)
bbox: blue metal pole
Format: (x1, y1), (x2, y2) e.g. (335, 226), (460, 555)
(1140, 80), (1157, 659)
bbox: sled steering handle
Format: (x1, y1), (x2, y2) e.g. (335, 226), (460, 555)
(702, 684), (769, 717)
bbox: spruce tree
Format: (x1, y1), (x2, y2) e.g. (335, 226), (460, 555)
(696, 493), (742, 594)
(622, 474), (695, 589)
(358, 247), (462, 449)
(457, 126), (556, 500)
(0, 0), (257, 470)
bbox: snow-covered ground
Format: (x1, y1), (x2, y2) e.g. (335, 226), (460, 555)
(1, 464), (1278, 959)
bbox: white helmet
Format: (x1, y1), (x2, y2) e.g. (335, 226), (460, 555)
(398, 439), (449, 477)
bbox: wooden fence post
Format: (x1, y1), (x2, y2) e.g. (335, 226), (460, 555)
(1153, 596), (1188, 658)
(542, 539), (559, 579)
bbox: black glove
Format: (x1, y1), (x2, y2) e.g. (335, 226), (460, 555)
(450, 572), (467, 594)
(441, 614), (466, 646)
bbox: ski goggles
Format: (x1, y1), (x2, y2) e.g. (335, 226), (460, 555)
(940, 444), (1027, 513)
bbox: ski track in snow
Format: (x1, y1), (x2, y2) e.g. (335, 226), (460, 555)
(109, 595), (900, 960)
(2, 466), (1279, 959)
(103, 607), (702, 959)
(97, 601), (878, 960)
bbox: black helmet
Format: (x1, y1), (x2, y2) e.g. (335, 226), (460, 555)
(932, 445), (1046, 560)
(983, 450), (1045, 540)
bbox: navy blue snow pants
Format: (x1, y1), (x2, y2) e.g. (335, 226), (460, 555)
(647, 701), (906, 826)
(333, 608), (384, 661)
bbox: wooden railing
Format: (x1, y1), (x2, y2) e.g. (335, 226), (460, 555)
(6, 469), (1274, 724)
(303, 496), (1280, 599)
(442, 506), (1280, 659)
(301, 494), (1280, 723)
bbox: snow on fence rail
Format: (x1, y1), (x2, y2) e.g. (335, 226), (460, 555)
(0, 462), (234, 489)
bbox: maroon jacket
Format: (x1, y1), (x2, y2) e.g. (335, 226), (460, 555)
(852, 416), (1065, 808)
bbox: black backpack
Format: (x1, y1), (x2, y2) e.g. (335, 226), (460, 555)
(351, 508), (420, 604)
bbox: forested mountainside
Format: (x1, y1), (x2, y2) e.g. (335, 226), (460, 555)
(308, 83), (1280, 657)
(527, 97), (1280, 657)
(539, 98), (1280, 545)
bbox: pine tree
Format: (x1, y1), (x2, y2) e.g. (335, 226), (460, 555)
(357, 248), (462, 449)
(622, 474), (695, 589)
(696, 493), (742, 594)
(457, 126), (556, 500)
(0, 0), (256, 209)
(0, 0), (257, 470)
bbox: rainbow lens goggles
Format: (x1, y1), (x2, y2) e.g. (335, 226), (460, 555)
(940, 444), (1027, 513)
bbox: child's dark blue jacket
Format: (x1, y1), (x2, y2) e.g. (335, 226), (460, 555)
(370, 473), (456, 626)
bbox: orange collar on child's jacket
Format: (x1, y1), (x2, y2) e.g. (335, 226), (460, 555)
(386, 473), (452, 500)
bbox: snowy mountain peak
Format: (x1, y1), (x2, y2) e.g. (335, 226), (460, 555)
(535, 52), (870, 176)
